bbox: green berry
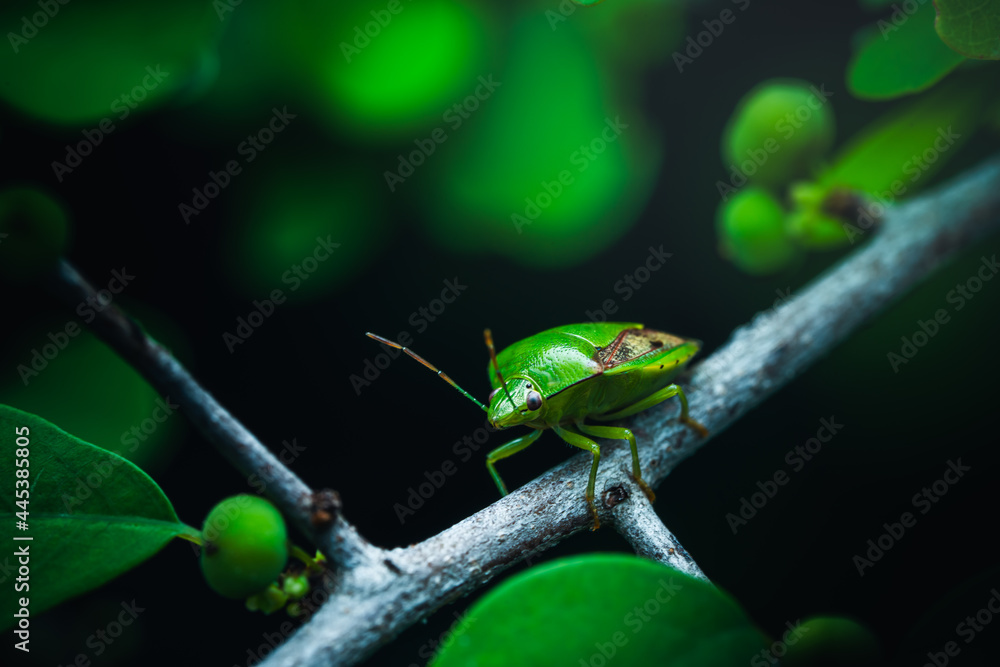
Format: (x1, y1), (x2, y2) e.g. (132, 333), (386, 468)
(0, 186), (70, 282)
(200, 495), (288, 599)
(282, 573), (310, 600)
(782, 616), (880, 667)
(722, 80), (834, 188)
(245, 583), (288, 615)
(716, 187), (798, 274)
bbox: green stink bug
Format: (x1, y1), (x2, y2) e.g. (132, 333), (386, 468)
(366, 323), (706, 529)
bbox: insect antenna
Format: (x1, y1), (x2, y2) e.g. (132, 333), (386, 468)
(365, 333), (487, 412)
(484, 328), (517, 409)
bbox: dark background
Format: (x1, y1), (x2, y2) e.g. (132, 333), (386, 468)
(2, 0), (999, 665)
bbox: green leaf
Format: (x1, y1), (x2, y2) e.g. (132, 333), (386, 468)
(0, 405), (196, 628)
(431, 554), (769, 667)
(848, 1), (966, 99)
(820, 73), (986, 197)
(935, 0), (1000, 60)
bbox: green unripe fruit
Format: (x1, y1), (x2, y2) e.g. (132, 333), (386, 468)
(0, 186), (70, 282)
(722, 80), (834, 188)
(200, 495), (289, 599)
(782, 616), (880, 667)
(716, 187), (798, 274)
(282, 573), (310, 600)
(245, 583), (288, 615)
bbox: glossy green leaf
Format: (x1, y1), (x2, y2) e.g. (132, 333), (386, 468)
(0, 405), (196, 628)
(848, 1), (966, 99)
(935, 0), (1000, 59)
(820, 74), (985, 197)
(431, 554), (769, 666)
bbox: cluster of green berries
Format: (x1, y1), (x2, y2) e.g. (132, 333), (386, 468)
(715, 79), (853, 275)
(199, 495), (326, 615)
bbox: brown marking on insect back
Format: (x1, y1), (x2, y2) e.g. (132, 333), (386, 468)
(599, 329), (686, 368)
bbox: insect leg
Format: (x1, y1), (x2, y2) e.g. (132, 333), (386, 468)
(485, 428), (543, 496)
(592, 383), (708, 437)
(576, 422), (655, 504)
(553, 425), (602, 531)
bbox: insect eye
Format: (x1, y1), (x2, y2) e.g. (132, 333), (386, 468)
(525, 390), (542, 411)
(488, 388), (499, 402)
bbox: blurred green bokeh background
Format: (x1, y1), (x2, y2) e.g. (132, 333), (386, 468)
(1, 0), (998, 665)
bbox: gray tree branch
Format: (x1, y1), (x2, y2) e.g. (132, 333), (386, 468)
(258, 154), (1000, 667)
(607, 484), (710, 582)
(45, 262), (380, 570)
(45, 154), (1000, 667)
